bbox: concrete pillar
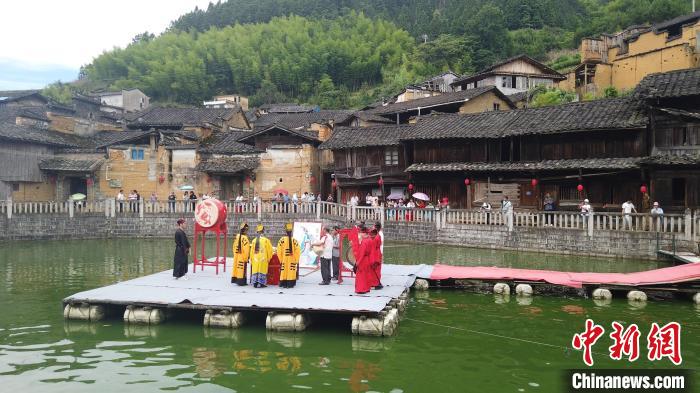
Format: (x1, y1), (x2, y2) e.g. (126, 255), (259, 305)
(493, 282), (510, 295)
(104, 199), (110, 217)
(266, 312), (309, 332)
(588, 213), (594, 237)
(692, 293), (700, 305)
(139, 199), (144, 219)
(380, 205), (385, 229)
(507, 209), (514, 232)
(627, 290), (647, 302)
(351, 309), (399, 336)
(257, 199), (262, 220)
(515, 283), (533, 297)
(592, 288), (612, 300)
(684, 209), (692, 240)
(124, 305), (165, 324)
(68, 200), (74, 218)
(6, 198), (11, 219)
(413, 278), (429, 290)
(63, 303), (107, 321)
(203, 309), (245, 328)
(316, 200), (321, 219)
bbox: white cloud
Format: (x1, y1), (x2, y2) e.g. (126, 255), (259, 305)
(0, 0), (212, 69)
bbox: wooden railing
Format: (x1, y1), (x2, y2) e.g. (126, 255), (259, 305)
(2, 199), (699, 240)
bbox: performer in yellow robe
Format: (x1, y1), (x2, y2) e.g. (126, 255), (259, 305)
(231, 222), (250, 285)
(250, 224), (273, 288)
(277, 222), (301, 288)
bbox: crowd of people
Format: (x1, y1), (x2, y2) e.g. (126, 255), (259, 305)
(173, 219), (384, 295)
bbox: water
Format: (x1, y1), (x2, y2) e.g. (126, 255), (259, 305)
(0, 239), (697, 392)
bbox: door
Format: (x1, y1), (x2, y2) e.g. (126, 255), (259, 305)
(520, 182), (538, 208)
(69, 177), (87, 196)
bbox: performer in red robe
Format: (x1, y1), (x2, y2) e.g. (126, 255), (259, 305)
(349, 226), (372, 294)
(369, 227), (383, 289)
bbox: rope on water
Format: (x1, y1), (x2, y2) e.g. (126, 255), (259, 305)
(403, 317), (605, 355)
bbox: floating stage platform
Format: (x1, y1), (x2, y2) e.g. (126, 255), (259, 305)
(63, 259), (430, 336)
(63, 260), (700, 335)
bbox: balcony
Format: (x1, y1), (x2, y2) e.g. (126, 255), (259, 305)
(334, 165), (406, 179)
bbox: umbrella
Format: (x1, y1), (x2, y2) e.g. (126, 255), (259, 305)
(412, 192), (430, 201)
(387, 192), (405, 200)
(70, 193), (86, 201)
(179, 185), (194, 191)
(273, 188), (289, 195)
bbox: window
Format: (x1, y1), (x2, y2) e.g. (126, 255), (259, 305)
(385, 147), (399, 166)
(493, 102), (501, 111)
(501, 76), (512, 88)
(131, 148), (145, 160)
(11, 183), (19, 192)
(672, 178), (686, 205)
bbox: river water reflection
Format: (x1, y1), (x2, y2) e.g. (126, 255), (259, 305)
(0, 239), (696, 392)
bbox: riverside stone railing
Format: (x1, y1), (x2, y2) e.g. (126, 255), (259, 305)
(2, 199), (699, 242)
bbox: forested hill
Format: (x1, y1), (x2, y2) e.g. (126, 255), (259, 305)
(75, 0), (691, 109)
(171, 0), (689, 49)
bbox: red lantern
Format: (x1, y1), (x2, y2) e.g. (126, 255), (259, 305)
(408, 183), (414, 191)
(309, 175), (316, 184)
(206, 176), (212, 184)
(331, 179), (337, 189)
(464, 178), (471, 186)
(245, 177), (251, 185)
(577, 184), (584, 192)
(531, 179), (538, 187)
(86, 178), (94, 186)
(158, 175), (165, 184)
(640, 185), (648, 194)
(48, 175), (56, 184)
(378, 177), (384, 186)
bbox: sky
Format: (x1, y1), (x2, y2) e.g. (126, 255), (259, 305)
(0, 0), (212, 90)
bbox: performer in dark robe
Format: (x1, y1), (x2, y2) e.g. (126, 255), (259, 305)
(348, 226), (372, 294)
(277, 222), (301, 288)
(369, 228), (383, 289)
(231, 222), (250, 285)
(173, 218), (190, 280)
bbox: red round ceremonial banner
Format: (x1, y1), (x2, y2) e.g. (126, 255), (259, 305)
(195, 198), (227, 228)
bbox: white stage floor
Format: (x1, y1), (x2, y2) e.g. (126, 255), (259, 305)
(64, 260), (431, 314)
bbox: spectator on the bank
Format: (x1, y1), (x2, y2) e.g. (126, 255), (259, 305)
(543, 193), (555, 225)
(128, 190), (137, 212)
(481, 198), (492, 224)
(365, 193), (372, 206)
(202, 193), (210, 200)
(579, 199), (592, 228)
(116, 189), (125, 213)
(292, 193), (299, 205)
(150, 192), (158, 204)
(327, 193), (334, 202)
(650, 201), (664, 231)
(622, 199), (637, 230)
(168, 191), (176, 212)
(500, 196), (512, 213)
(189, 191), (198, 210)
(406, 199), (416, 208)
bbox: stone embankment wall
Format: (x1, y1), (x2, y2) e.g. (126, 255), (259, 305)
(0, 213), (695, 260)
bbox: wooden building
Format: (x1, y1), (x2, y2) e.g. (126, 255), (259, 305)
(450, 55), (565, 96)
(126, 106), (250, 137)
(634, 68), (700, 211)
(368, 85), (516, 124)
(319, 125), (414, 203)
